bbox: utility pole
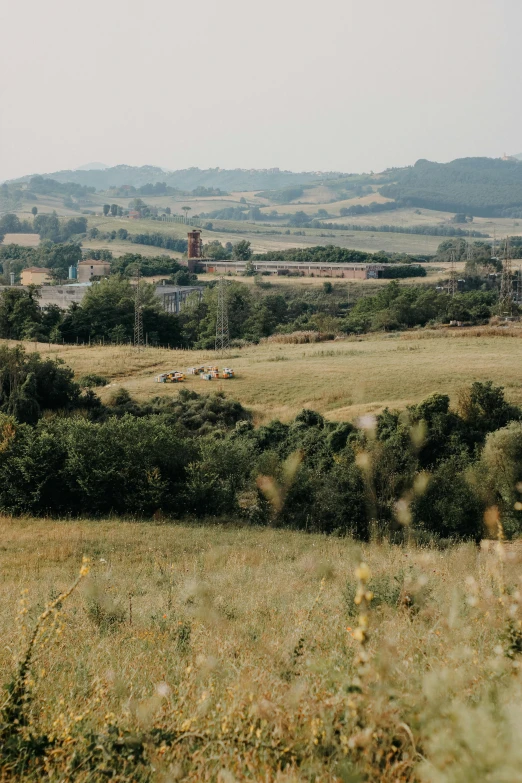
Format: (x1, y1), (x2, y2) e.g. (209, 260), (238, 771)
(134, 267), (144, 350)
(215, 276), (229, 355)
(498, 238), (514, 316)
(448, 251), (457, 297)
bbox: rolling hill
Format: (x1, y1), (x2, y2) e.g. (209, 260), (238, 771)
(8, 165), (344, 192)
(7, 156), (522, 219)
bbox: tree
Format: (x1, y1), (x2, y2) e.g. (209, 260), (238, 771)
(243, 260), (256, 276)
(31, 206), (38, 217)
(0, 214), (22, 233)
(33, 212), (62, 242)
(103, 204), (110, 216)
(0, 288), (42, 340)
(165, 207), (171, 215)
(232, 240), (252, 261)
(0, 345), (82, 424)
(181, 206), (191, 223)
(110, 204), (118, 217)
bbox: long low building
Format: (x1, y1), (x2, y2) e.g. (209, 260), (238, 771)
(0, 283), (204, 312)
(197, 260), (385, 278)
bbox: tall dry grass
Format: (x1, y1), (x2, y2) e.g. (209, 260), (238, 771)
(1, 517), (522, 781)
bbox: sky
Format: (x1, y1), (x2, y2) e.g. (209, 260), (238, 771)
(0, 0), (521, 182)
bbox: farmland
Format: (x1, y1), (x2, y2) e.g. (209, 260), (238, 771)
(18, 326), (522, 423)
(7, 181), (522, 259)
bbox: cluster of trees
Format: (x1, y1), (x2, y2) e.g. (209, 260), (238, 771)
(106, 182), (226, 198)
(0, 345), (521, 541)
(0, 212), (88, 246)
(380, 157), (522, 217)
(0, 278), (184, 345)
(129, 233), (187, 252)
(339, 201), (399, 217)
(199, 206), (268, 222)
(102, 204), (124, 217)
(255, 186), (305, 203)
(318, 222), (489, 238)
(34, 214), (87, 243)
(0, 213), (34, 239)
(110, 253), (197, 283)
(255, 245), (423, 266)
(343, 281), (497, 333)
(25, 176), (94, 199)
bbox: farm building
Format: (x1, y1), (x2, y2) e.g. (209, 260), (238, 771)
(20, 267), (52, 285)
(197, 260), (385, 279)
(77, 259), (112, 283)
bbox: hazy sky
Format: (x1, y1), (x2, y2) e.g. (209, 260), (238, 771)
(1, 0), (520, 181)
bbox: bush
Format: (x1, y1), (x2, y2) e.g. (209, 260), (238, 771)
(78, 374), (108, 388)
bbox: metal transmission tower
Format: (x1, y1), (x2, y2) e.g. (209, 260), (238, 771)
(215, 276), (230, 354)
(448, 251), (457, 297)
(134, 268), (144, 349)
(498, 239), (514, 315)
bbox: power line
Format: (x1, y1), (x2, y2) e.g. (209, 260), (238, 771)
(134, 267), (144, 350)
(215, 276), (229, 355)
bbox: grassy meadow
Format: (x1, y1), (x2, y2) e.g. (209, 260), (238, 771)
(1, 516), (522, 781)
(20, 326), (522, 423)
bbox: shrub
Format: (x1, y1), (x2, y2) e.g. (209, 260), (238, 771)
(78, 374), (108, 388)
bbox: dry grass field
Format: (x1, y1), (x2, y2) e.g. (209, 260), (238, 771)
(17, 326), (522, 423)
(1, 517), (522, 781)
(1, 233), (40, 247)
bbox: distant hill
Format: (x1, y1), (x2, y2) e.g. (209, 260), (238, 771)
(9, 165), (344, 192)
(8, 157), (522, 218)
(76, 162), (109, 171)
(380, 157), (522, 216)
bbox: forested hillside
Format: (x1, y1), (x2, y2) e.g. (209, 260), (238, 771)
(380, 157), (522, 216)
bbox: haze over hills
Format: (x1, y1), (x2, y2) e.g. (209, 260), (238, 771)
(6, 156), (522, 218)
(8, 165), (344, 192)
(75, 162), (109, 171)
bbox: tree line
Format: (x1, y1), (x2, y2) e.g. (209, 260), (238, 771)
(0, 345), (521, 541)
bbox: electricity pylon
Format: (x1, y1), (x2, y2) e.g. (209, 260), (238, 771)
(215, 276), (229, 354)
(498, 238), (514, 316)
(134, 267), (144, 349)
(448, 251), (457, 297)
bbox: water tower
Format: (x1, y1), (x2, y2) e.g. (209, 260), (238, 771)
(187, 230), (203, 272)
